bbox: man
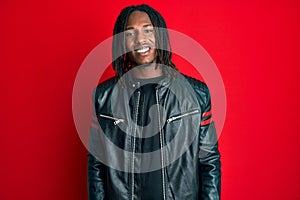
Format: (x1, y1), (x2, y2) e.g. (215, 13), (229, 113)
(88, 4), (221, 200)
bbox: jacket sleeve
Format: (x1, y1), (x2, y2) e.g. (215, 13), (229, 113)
(88, 152), (106, 200)
(198, 86), (221, 200)
(87, 89), (107, 200)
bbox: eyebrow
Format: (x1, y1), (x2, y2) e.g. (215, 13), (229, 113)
(125, 23), (153, 30)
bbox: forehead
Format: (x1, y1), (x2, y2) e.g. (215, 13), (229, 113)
(126, 11), (152, 27)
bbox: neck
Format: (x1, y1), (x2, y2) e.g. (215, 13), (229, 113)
(131, 63), (163, 79)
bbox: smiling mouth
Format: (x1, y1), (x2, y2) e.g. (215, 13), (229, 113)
(135, 46), (151, 53)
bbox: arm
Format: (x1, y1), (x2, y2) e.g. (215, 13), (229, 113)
(88, 152), (107, 200)
(87, 90), (107, 200)
(198, 87), (221, 200)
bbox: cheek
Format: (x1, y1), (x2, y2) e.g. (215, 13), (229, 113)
(151, 49), (157, 59)
(125, 40), (133, 51)
(149, 35), (156, 45)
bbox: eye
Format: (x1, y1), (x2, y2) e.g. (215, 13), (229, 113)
(144, 29), (154, 34)
(125, 31), (135, 38)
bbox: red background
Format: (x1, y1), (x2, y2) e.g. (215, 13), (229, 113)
(1, 0), (300, 199)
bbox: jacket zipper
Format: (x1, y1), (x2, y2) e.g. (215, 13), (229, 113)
(166, 109), (200, 123)
(156, 89), (166, 200)
(131, 87), (141, 200)
(99, 114), (124, 125)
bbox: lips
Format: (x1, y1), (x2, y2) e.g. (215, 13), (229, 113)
(127, 44), (155, 64)
(135, 46), (151, 53)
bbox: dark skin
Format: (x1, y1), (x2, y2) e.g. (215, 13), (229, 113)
(125, 11), (163, 79)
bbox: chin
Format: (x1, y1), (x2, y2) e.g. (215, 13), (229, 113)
(131, 57), (156, 67)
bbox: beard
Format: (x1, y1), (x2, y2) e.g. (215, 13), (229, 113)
(127, 51), (157, 68)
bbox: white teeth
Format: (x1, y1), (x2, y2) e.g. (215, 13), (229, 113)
(136, 47), (150, 53)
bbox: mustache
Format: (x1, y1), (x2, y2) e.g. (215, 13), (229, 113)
(132, 43), (155, 51)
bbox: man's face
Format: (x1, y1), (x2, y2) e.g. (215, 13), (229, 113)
(125, 11), (156, 66)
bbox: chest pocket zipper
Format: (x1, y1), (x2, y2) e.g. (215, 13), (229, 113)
(99, 114), (125, 125)
(167, 109), (200, 123)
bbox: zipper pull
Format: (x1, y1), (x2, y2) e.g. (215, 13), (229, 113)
(167, 109), (200, 123)
(114, 119), (124, 125)
(167, 117), (175, 123)
(99, 114), (125, 126)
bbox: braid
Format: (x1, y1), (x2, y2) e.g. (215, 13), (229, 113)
(112, 4), (177, 80)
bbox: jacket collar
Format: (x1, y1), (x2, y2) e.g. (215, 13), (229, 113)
(125, 72), (172, 90)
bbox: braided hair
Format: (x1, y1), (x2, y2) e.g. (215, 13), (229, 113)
(112, 4), (177, 80)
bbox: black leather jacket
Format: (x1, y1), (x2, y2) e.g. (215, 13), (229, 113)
(88, 73), (221, 200)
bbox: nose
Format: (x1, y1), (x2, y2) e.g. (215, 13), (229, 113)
(135, 30), (146, 44)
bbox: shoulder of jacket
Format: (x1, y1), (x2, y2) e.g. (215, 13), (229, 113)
(92, 76), (117, 99)
(95, 76), (117, 91)
(180, 73), (209, 93)
(179, 73), (212, 108)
